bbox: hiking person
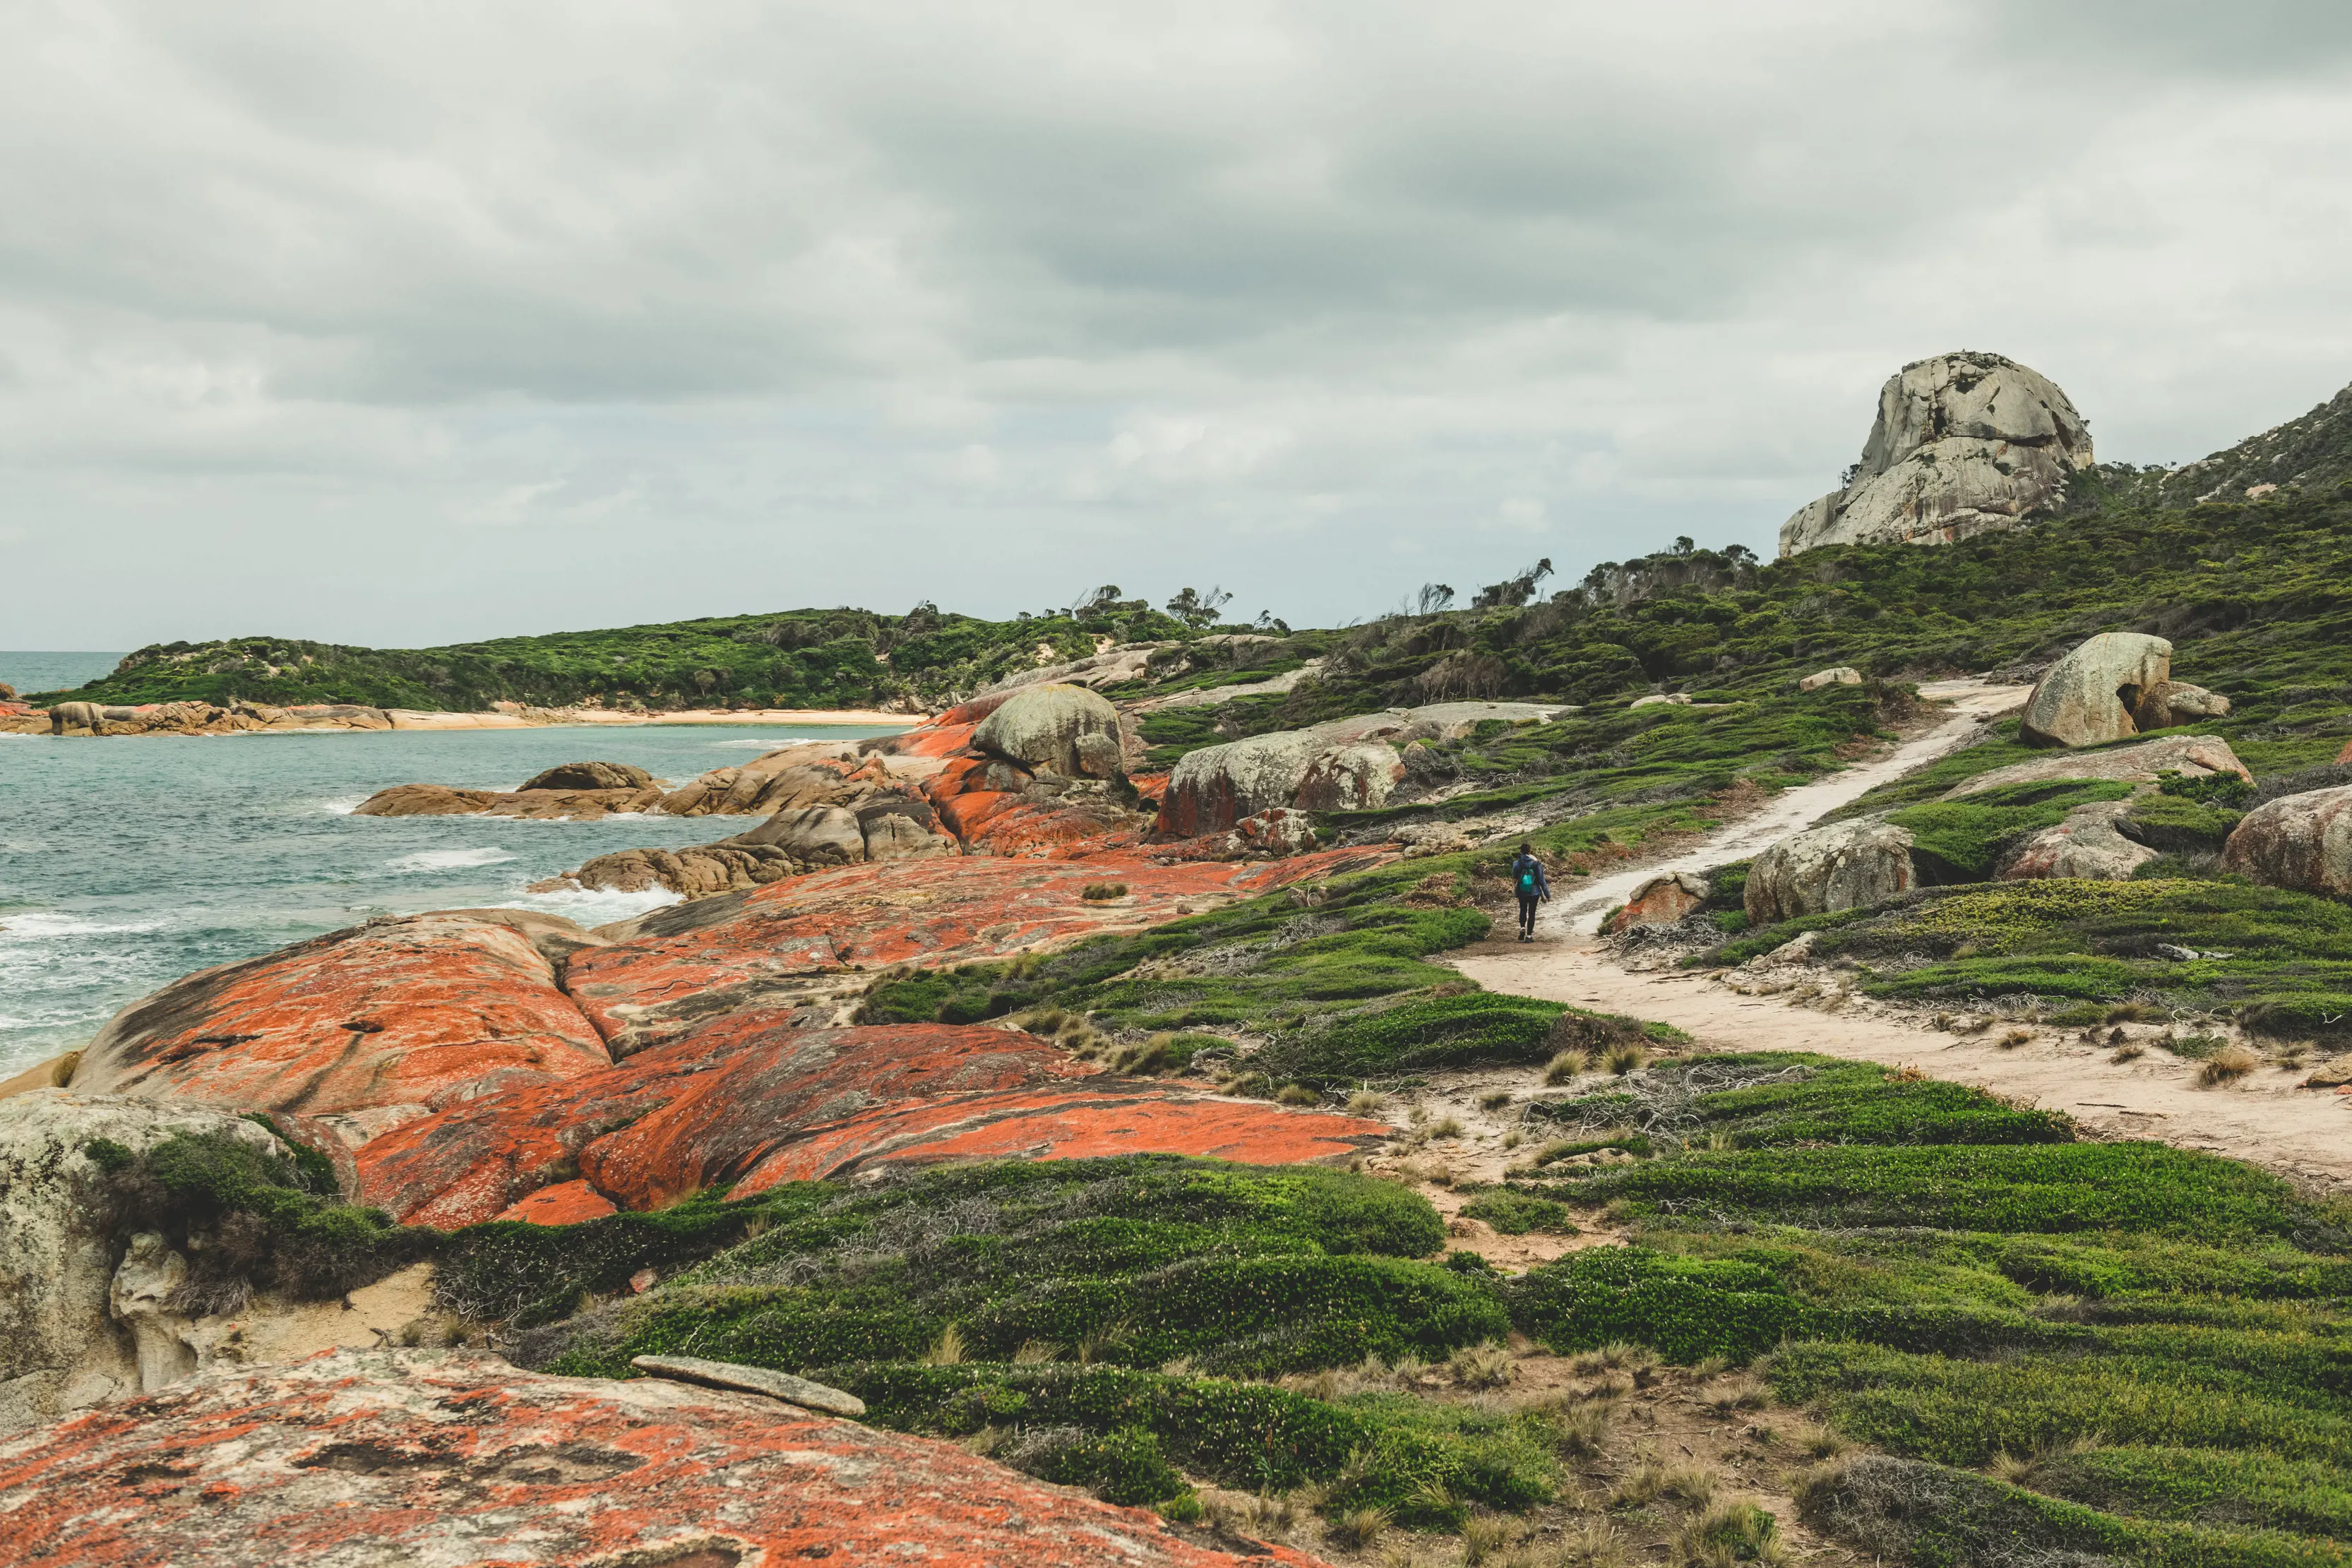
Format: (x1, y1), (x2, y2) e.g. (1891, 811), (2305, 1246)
(1510, 842), (1550, 941)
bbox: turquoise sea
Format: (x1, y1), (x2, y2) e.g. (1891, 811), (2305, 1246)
(0, 654), (901, 1078)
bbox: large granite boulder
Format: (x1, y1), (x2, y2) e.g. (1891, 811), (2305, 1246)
(1745, 820), (1920, 925)
(0, 1091), (285, 1435)
(2223, 785), (2352, 896)
(1945, 734), (2252, 798)
(972, 682), (1125, 779)
(518, 760), (653, 791)
(2019, 633), (2175, 747)
(1998, 801), (2161, 882)
(0, 1348), (1329, 1567)
(1780, 352), (2094, 556)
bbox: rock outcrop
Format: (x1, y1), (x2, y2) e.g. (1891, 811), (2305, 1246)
(353, 780), (665, 820)
(1944, 734), (2252, 798)
(1607, 872), (1712, 932)
(567, 846), (1385, 1055)
(1745, 820), (1920, 925)
(2223, 785), (2352, 896)
(0, 1092), (287, 1436)
(0, 1348), (1328, 1567)
(519, 760), (653, 791)
(1996, 801), (2161, 882)
(2019, 633), (2175, 747)
(70, 910), (614, 1140)
(1799, 666), (1863, 691)
(1780, 352), (2094, 556)
(354, 1014), (1383, 1227)
(1158, 702), (1567, 837)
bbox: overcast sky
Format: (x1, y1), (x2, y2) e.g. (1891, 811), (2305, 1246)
(6, 1), (2352, 649)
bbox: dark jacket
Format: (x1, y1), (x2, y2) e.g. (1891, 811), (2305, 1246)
(1510, 853), (1551, 900)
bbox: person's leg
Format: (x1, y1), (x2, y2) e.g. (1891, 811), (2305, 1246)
(1517, 893), (1536, 938)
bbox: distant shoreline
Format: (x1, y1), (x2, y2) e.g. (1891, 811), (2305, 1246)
(3, 702), (919, 737)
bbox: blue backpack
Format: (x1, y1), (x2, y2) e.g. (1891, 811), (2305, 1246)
(1516, 858), (1539, 895)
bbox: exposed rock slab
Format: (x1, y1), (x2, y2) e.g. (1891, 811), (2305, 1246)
(69, 910), (613, 1126)
(0, 1092), (285, 1437)
(630, 1353), (866, 1416)
(2019, 633), (2174, 747)
(352, 782), (664, 820)
(0, 1348), (1327, 1567)
(1745, 819), (1920, 925)
(1945, 735), (2252, 798)
(1781, 352), (2094, 556)
(2223, 785), (2352, 896)
(350, 1017), (1097, 1226)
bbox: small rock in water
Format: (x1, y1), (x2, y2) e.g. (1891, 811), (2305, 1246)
(631, 1353), (868, 1417)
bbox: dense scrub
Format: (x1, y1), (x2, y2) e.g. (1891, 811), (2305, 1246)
(84, 1123), (431, 1311)
(1496, 1053), (2352, 1568)
(479, 1156), (1570, 1524)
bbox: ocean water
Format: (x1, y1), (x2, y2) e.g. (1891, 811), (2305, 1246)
(0, 715), (902, 1077)
(0, 650), (126, 696)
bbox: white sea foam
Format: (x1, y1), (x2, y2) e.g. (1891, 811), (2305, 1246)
(505, 884), (682, 927)
(318, 795), (372, 815)
(0, 909), (167, 940)
(384, 847), (519, 873)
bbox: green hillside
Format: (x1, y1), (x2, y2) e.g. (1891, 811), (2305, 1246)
(34, 596), (1217, 712)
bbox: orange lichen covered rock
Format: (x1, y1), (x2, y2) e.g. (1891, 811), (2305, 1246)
(491, 1179), (618, 1226)
(68, 910), (611, 1123)
(0, 1348), (1331, 1567)
(352, 1018), (1093, 1226)
(568, 847), (1388, 1054)
(735, 1083), (1389, 1192)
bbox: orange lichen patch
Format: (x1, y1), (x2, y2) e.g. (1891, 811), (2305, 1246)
(491, 1180), (617, 1226)
(569, 847), (1391, 1056)
(738, 1086), (1390, 1192)
(0, 1349), (1332, 1567)
(68, 910), (611, 1118)
(352, 1019), (1093, 1226)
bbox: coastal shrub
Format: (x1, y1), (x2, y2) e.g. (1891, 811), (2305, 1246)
(1458, 1190), (1577, 1235)
(507, 1156), (1478, 1378)
(1796, 1453), (2352, 1568)
(89, 1130), (432, 1309)
(1553, 1142), (2305, 1237)
(835, 1363), (1560, 1526)
(1711, 882), (2352, 1043)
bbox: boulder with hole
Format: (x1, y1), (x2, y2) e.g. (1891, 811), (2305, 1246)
(2019, 633), (2175, 748)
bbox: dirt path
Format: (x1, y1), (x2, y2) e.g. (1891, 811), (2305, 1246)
(1455, 681), (2352, 1192)
(1556, 678), (2029, 933)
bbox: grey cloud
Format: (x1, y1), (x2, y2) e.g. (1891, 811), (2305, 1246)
(4, 1), (2351, 647)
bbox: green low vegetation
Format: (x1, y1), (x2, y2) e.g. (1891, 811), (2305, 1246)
(1709, 877), (2352, 1040)
(1501, 1053), (2352, 1568)
(856, 842), (1680, 1089)
(84, 1125), (431, 1311)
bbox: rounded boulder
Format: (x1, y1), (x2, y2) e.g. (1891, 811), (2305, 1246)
(519, 760), (654, 791)
(2222, 785), (2352, 897)
(972, 683), (1123, 779)
(1745, 819), (1919, 926)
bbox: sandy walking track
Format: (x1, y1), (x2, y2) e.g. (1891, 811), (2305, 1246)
(1453, 681), (2352, 1192)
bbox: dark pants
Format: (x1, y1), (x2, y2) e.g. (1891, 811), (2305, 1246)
(1517, 892), (1539, 936)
